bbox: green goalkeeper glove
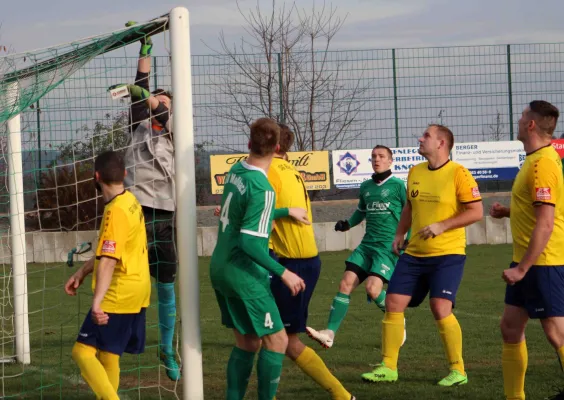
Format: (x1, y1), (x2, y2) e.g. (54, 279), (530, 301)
(125, 21), (153, 56)
(108, 84), (150, 102)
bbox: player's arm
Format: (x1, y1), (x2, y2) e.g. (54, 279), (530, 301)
(513, 158), (559, 274)
(335, 189), (366, 232)
(92, 257), (117, 311)
(128, 22), (153, 130)
(64, 255), (95, 296)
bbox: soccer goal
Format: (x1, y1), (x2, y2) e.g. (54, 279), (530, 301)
(0, 7), (202, 399)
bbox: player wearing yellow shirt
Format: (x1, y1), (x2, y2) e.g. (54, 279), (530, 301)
(367, 124), (483, 387)
(268, 124), (354, 400)
(490, 101), (563, 400)
(65, 151), (151, 400)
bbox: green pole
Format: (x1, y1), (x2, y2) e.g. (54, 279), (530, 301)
(507, 44), (514, 140)
(277, 52), (285, 123)
(153, 56), (158, 90)
(392, 49), (399, 147)
(36, 100), (41, 179)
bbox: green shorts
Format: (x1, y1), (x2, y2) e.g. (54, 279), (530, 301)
(345, 244), (398, 283)
(214, 290), (284, 337)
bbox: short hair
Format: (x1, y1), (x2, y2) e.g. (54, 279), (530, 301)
(528, 100), (560, 137)
(372, 145), (393, 160)
(249, 118), (280, 157)
(429, 124), (454, 151)
(278, 123), (295, 154)
(152, 88), (173, 101)
(94, 151), (125, 184)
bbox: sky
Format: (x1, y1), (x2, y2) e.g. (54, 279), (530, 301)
(3, 0), (564, 56)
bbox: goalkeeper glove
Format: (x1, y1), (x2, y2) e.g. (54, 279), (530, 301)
(125, 21), (153, 56)
(108, 84), (150, 102)
(334, 220), (350, 232)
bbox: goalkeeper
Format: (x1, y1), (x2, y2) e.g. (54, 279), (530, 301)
(307, 145), (408, 352)
(109, 22), (179, 381)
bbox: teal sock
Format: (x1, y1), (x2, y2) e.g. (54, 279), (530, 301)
(227, 347), (255, 400)
(327, 292), (350, 333)
(157, 282), (176, 354)
(374, 289), (387, 312)
(257, 348), (285, 400)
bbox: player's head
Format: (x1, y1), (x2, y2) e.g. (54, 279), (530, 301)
(518, 100), (559, 142)
(151, 88), (173, 129)
(277, 123), (295, 155)
(371, 145), (393, 173)
(94, 151), (126, 193)
(418, 124), (454, 159)
(248, 118), (280, 157)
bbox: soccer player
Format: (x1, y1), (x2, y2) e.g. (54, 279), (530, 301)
(363, 124), (483, 387)
(306, 145), (408, 352)
(490, 101), (564, 400)
(65, 151), (151, 400)
(267, 124), (354, 400)
(211, 118), (306, 400)
(111, 22), (180, 380)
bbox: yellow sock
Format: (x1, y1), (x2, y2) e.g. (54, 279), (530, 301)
(437, 314), (465, 374)
(71, 343), (119, 400)
(295, 346), (351, 400)
(382, 312), (404, 370)
(98, 351), (120, 392)
(558, 345), (564, 371)
(502, 341), (527, 400)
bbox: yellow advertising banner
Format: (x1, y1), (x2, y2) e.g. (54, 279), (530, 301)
(210, 151), (331, 194)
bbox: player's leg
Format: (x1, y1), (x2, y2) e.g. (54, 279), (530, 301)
(501, 303), (529, 400)
(277, 257), (354, 400)
(427, 255), (467, 386)
(71, 342), (119, 400)
(361, 253), (428, 383)
(306, 248), (369, 348)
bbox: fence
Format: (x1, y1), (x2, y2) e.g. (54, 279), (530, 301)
(6, 42), (564, 212)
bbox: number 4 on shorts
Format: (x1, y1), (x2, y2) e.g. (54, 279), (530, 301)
(264, 312), (274, 329)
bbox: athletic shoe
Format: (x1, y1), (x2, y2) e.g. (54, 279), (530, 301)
(305, 327), (334, 349)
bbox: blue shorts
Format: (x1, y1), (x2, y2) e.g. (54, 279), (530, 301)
(505, 263), (564, 319)
(269, 251), (321, 334)
(76, 308), (146, 356)
(387, 253), (466, 307)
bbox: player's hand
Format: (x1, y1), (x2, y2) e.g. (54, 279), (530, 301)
(280, 270), (306, 296)
(288, 208), (311, 225)
(91, 305), (109, 326)
(64, 272), (85, 296)
(392, 234), (406, 255)
(213, 206), (221, 217)
(490, 202), (508, 219)
(417, 222), (446, 240)
(502, 266), (527, 286)
(334, 220), (350, 232)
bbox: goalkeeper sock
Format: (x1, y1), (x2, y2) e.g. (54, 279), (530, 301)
(257, 348), (285, 400)
(157, 282), (177, 354)
(71, 342), (119, 400)
(327, 292), (350, 333)
(382, 312), (404, 370)
(374, 289), (386, 312)
(98, 351), (120, 392)
(437, 313), (465, 374)
(502, 341), (527, 400)
(226, 347), (255, 400)
(295, 346), (351, 400)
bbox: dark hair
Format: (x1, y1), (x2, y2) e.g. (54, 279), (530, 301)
(277, 123), (295, 154)
(528, 100), (560, 136)
(94, 151), (125, 184)
(372, 145), (393, 160)
(249, 118), (280, 157)
(428, 124), (454, 151)
(152, 88), (173, 101)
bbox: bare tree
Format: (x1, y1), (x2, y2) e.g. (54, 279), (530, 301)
(483, 110), (505, 141)
(207, 0), (370, 151)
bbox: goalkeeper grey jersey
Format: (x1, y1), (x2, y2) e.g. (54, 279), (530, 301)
(123, 120), (176, 212)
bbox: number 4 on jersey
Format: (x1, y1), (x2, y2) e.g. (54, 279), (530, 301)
(264, 312), (274, 329)
(220, 192), (233, 232)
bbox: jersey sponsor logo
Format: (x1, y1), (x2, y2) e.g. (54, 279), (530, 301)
(535, 187), (551, 201)
(471, 186), (481, 198)
(102, 240), (116, 254)
(367, 201), (390, 211)
(410, 189), (419, 198)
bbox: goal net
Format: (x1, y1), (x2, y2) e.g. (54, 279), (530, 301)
(0, 7), (201, 399)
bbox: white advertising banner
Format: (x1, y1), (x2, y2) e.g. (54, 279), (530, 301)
(451, 141), (525, 180)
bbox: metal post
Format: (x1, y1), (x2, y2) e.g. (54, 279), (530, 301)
(392, 49), (399, 147)
(36, 101), (41, 180)
(153, 56), (158, 90)
(507, 44), (514, 140)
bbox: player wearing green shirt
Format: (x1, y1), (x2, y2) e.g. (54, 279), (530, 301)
(210, 118), (306, 400)
(307, 145), (408, 354)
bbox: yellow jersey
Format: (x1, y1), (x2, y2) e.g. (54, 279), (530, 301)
(406, 160), (482, 257)
(93, 190), (151, 313)
(510, 144), (564, 265)
(267, 157), (318, 259)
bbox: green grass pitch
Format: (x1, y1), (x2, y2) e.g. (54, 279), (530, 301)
(1, 244), (563, 399)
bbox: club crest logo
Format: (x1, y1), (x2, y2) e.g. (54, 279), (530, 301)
(381, 189), (390, 198)
(336, 152), (360, 176)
